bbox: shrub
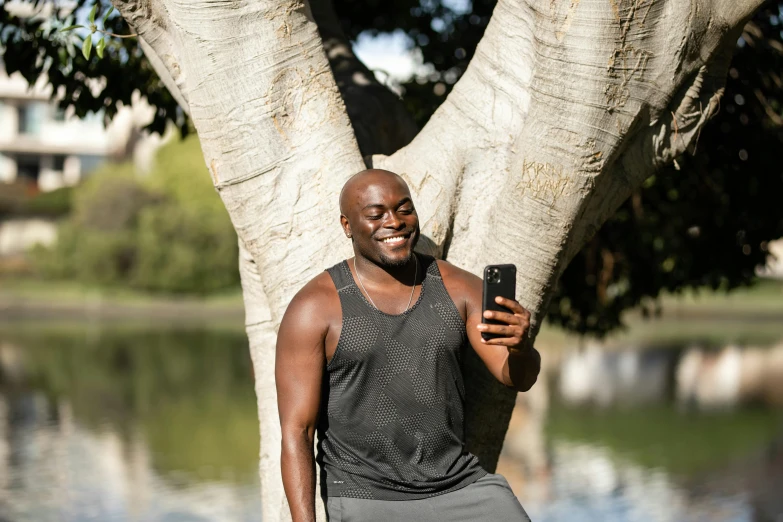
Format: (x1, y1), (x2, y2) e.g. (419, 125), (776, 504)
(33, 223), (137, 284)
(0, 182), (72, 217)
(23, 187), (74, 217)
(132, 203), (239, 293)
(33, 135), (240, 294)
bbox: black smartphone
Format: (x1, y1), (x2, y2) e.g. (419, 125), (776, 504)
(481, 264), (517, 341)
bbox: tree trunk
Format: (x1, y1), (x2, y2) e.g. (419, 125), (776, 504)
(112, 0), (763, 520)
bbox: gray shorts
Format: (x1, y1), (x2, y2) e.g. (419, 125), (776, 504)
(325, 473), (531, 522)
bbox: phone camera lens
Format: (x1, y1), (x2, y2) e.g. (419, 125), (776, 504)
(488, 268), (501, 284)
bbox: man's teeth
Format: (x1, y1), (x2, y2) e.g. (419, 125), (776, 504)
(382, 236), (406, 243)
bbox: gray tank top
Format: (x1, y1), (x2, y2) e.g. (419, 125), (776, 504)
(317, 253), (486, 500)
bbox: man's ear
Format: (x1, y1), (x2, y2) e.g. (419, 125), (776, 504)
(340, 215), (352, 239)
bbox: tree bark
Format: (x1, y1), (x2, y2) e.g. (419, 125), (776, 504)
(112, 0), (763, 520)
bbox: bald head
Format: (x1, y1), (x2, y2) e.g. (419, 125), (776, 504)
(339, 169), (408, 216)
(338, 168), (419, 267)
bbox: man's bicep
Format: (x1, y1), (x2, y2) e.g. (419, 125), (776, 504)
(440, 261), (507, 384)
(438, 260), (482, 323)
(463, 271), (485, 325)
(275, 296), (328, 433)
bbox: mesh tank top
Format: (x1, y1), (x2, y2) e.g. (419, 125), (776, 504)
(317, 253), (486, 500)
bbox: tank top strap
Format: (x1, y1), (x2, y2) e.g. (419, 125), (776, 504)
(326, 260), (354, 292)
(419, 253), (440, 281)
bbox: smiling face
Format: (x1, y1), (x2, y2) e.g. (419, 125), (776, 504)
(340, 170), (420, 268)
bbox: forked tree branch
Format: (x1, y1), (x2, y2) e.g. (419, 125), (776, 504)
(310, 0), (418, 157)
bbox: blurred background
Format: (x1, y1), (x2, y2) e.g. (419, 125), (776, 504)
(1, 0), (782, 521)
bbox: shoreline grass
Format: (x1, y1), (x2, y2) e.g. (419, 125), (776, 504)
(2, 276), (782, 345)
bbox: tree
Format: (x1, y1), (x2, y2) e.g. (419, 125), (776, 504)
(549, 3), (783, 335)
(0, 0), (184, 135)
(4, 1), (781, 333)
(2, 0), (769, 520)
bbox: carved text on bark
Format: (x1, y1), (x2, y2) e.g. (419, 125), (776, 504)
(517, 159), (578, 207)
(605, 0), (655, 113)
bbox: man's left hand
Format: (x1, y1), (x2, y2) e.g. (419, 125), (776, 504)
(476, 296), (532, 354)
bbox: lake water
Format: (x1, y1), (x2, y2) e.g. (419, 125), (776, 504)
(1, 323), (782, 522)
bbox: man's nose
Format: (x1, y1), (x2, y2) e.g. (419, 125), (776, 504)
(384, 212), (404, 229)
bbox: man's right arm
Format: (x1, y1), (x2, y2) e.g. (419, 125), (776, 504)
(275, 278), (331, 522)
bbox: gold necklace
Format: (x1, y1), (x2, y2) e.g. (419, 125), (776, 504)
(354, 254), (418, 312)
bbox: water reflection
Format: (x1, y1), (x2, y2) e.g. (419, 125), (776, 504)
(557, 341), (783, 410)
(559, 344), (673, 407)
(531, 441), (755, 522)
(503, 340), (783, 522)
(1, 325), (782, 522)
(677, 344), (783, 409)
(0, 328), (262, 522)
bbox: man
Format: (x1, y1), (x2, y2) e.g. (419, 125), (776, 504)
(276, 169), (541, 522)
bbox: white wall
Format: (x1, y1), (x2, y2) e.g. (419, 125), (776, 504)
(0, 218), (58, 257)
(0, 102), (19, 143)
(758, 239), (783, 279)
(0, 153), (16, 183)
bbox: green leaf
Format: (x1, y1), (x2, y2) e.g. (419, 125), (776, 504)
(60, 25), (83, 32)
(88, 4), (98, 24)
(96, 37), (105, 59)
(102, 6), (114, 24)
(82, 37), (92, 60)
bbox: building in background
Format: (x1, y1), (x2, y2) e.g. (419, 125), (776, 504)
(0, 67), (164, 193)
(0, 65), (167, 259)
(759, 239), (783, 279)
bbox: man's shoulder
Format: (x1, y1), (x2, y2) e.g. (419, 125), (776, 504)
(434, 258), (481, 287)
(282, 270), (341, 324)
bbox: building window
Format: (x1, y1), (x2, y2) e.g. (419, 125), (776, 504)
(53, 105), (67, 122)
(78, 154), (104, 176)
(83, 109), (105, 124)
(17, 155), (40, 182)
(17, 103), (45, 135)
(17, 105), (29, 134)
(53, 155), (66, 171)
